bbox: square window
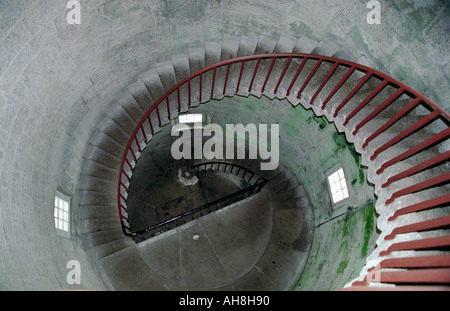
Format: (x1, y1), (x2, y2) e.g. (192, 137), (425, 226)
(179, 114), (203, 124)
(54, 191), (71, 238)
(326, 165), (350, 207)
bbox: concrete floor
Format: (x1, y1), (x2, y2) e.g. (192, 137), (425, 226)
(136, 192), (274, 289)
(96, 188), (313, 290)
(129, 168), (245, 234)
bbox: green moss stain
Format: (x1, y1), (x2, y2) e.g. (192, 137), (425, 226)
(333, 131), (365, 184)
(361, 202), (375, 257)
(332, 131), (347, 150)
(359, 168), (365, 185)
(336, 214), (351, 275)
(162, 0), (206, 21)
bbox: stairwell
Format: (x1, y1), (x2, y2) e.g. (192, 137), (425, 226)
(79, 35), (449, 290)
(1, 1), (448, 291)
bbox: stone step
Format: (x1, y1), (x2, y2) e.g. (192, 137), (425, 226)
(292, 36), (316, 54)
(82, 228), (124, 249)
(274, 36), (297, 54)
(95, 243), (176, 290)
(140, 67), (172, 125)
(88, 237), (135, 262)
(78, 204), (118, 220)
(78, 216), (119, 235)
(106, 103), (138, 136)
(116, 91), (145, 124)
(126, 79), (155, 115)
(79, 173), (116, 193)
(80, 158), (118, 181)
(78, 189), (116, 207)
(83, 144), (121, 170)
(96, 116), (130, 147)
(187, 47), (206, 107)
(88, 128), (125, 159)
(236, 36), (259, 57)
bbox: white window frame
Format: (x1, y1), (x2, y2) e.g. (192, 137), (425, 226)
(178, 113), (204, 124)
(325, 163), (350, 208)
(54, 191), (71, 238)
(173, 113), (210, 130)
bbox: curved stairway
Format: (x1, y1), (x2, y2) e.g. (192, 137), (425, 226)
(91, 153), (314, 290)
(78, 35), (450, 290)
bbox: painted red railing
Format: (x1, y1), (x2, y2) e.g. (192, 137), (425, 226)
(117, 53), (450, 289)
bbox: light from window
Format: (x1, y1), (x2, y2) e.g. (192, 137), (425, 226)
(179, 114), (203, 124)
(54, 192), (70, 237)
(327, 167), (349, 204)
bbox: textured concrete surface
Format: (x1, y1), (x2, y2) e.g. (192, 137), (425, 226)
(97, 189), (313, 290)
(137, 193), (273, 289)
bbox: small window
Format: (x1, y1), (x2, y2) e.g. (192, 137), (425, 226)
(54, 191), (71, 238)
(326, 164), (349, 206)
(179, 114), (203, 124)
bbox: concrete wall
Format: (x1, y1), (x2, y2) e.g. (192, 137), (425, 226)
(0, 0), (447, 290)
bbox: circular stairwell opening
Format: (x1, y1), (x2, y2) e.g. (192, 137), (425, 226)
(123, 121), (315, 290)
(78, 48), (393, 291)
(82, 91), (378, 291)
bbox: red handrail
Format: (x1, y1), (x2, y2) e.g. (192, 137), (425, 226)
(116, 53), (450, 289)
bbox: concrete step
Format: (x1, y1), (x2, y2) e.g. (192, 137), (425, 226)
(205, 41), (222, 66)
(88, 128), (125, 159)
(83, 144), (121, 170)
(155, 60), (177, 93)
(88, 237), (135, 262)
(381, 163), (449, 204)
(311, 41), (337, 57)
(140, 67), (171, 124)
(96, 116), (130, 147)
(78, 189), (116, 207)
(292, 36), (316, 54)
(274, 36), (297, 54)
(170, 53), (191, 113)
(106, 103), (138, 136)
(116, 91), (145, 123)
(366, 143), (443, 193)
(79, 173), (116, 193)
(80, 158), (118, 181)
(236, 36), (258, 57)
(82, 228), (124, 249)
(187, 47), (206, 108)
(126, 79), (155, 114)
(78, 204), (118, 220)
(95, 244), (176, 290)
(78, 216), (119, 234)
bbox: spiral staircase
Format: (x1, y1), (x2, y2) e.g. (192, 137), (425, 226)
(78, 36), (450, 290)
